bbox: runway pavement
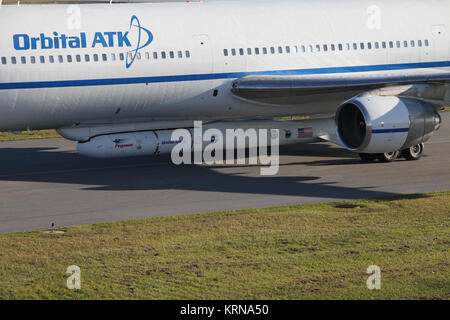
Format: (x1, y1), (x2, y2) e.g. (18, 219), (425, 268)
(0, 112), (449, 233)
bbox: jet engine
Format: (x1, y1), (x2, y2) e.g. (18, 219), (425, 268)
(335, 96), (441, 154)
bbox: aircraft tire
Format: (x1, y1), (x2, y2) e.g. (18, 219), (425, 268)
(401, 143), (424, 161)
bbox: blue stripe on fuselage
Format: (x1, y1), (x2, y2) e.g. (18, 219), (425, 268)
(0, 60), (450, 90)
(372, 128), (409, 134)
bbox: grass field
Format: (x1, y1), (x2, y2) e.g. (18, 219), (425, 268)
(0, 130), (60, 142)
(0, 191), (448, 300)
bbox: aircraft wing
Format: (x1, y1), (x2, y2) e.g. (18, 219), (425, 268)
(231, 73), (450, 112)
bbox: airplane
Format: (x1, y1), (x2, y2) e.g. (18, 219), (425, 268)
(0, 0), (448, 163)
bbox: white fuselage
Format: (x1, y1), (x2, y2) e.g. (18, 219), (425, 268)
(0, 0), (449, 131)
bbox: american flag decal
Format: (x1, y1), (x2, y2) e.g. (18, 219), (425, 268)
(298, 127), (313, 138)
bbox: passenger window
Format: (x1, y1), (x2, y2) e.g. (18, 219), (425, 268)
(331, 44), (335, 51)
(270, 47), (275, 54)
(85, 54), (90, 62)
(231, 49), (236, 56)
(76, 55), (81, 62)
(375, 42), (379, 49)
(153, 52), (158, 59)
(418, 40), (423, 47)
(49, 56), (55, 63)
(239, 48), (244, 55)
(293, 45), (298, 53)
(21, 56), (26, 64)
(389, 41), (394, 48)
(338, 44), (343, 51)
(403, 41), (408, 48)
(66, 55), (72, 63)
(247, 48), (252, 55)
(278, 46), (283, 54)
(367, 42), (372, 49)
(31, 56), (36, 64)
(396, 41), (401, 48)
(382, 42), (387, 49)
(169, 51), (174, 59)
(263, 47), (267, 54)
(178, 51), (182, 58)
(286, 46), (290, 53)
(161, 51), (166, 59)
(345, 43), (350, 50)
(136, 52), (141, 60)
(40, 56), (45, 63)
(224, 49), (228, 56)
(102, 54), (107, 61)
(323, 44), (328, 52)
(360, 43), (365, 49)
(255, 48), (260, 55)
(308, 45), (313, 52)
(315, 44), (321, 52)
(411, 40), (415, 47)
(11, 57), (17, 64)
(353, 43), (358, 50)
(425, 40), (429, 47)
(111, 53), (116, 61)
(145, 52), (150, 60)
(93, 54), (98, 62)
(58, 55), (63, 63)
(301, 45), (306, 53)
(1, 57), (6, 65)
(185, 50), (191, 58)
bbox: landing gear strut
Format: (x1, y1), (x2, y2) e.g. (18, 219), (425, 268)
(359, 144), (424, 162)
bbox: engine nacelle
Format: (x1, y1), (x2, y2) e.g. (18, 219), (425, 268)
(335, 96), (441, 153)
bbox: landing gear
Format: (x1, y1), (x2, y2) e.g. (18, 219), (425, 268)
(359, 144), (424, 162)
(401, 143), (424, 161)
(359, 151), (399, 162)
(376, 151), (400, 162)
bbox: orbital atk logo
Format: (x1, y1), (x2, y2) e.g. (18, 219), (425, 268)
(12, 15), (153, 69)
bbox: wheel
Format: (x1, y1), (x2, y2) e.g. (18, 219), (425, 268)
(401, 143), (424, 161)
(376, 151), (400, 162)
(359, 153), (377, 162)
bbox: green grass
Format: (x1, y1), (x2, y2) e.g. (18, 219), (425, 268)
(0, 130), (60, 142)
(0, 192), (449, 300)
